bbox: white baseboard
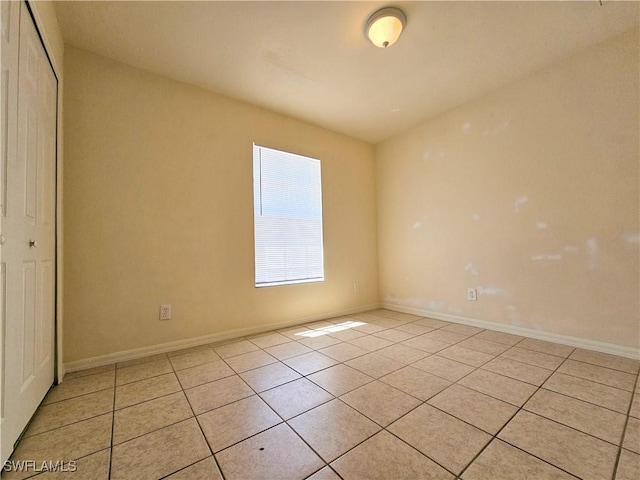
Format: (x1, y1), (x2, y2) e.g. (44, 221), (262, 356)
(63, 303), (380, 375)
(383, 303), (640, 360)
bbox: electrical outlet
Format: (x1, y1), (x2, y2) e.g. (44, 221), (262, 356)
(160, 304), (172, 320)
(353, 281), (360, 293)
(467, 288), (477, 301)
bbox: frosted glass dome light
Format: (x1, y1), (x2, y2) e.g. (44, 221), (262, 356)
(366, 7), (406, 48)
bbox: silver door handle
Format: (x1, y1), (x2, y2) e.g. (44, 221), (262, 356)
(29, 239), (38, 248)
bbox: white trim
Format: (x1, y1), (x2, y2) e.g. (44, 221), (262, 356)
(383, 303), (640, 360)
(63, 303), (380, 374)
(256, 277), (324, 288)
(25, 1), (62, 75)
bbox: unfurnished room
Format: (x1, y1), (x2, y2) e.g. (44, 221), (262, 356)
(0, 1), (639, 479)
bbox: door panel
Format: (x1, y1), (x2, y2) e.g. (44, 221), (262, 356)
(0, 0), (21, 455)
(21, 261), (36, 387)
(23, 104), (37, 222)
(40, 130), (54, 227)
(1, 68), (8, 217)
(38, 260), (53, 367)
(1, 1), (57, 464)
(0, 260), (5, 421)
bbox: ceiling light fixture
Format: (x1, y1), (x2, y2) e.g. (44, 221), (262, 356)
(365, 7), (406, 48)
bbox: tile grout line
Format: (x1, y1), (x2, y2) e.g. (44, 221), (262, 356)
(22, 407), (114, 443)
(475, 358), (636, 403)
(471, 353), (636, 477)
(480, 354), (637, 393)
(46, 325), (602, 389)
(494, 399), (624, 449)
(564, 356), (640, 374)
(383, 424), (472, 478)
(238, 337), (348, 478)
(196, 350), (339, 480)
(285, 396), (381, 479)
(610, 369), (640, 480)
(387, 328), (528, 394)
(111, 416), (201, 451)
(114, 384), (181, 411)
(210, 324), (425, 478)
(490, 442), (582, 480)
(350, 341), (493, 478)
(238, 326), (632, 476)
(560, 356), (639, 377)
(179, 355), (336, 418)
(294, 320), (480, 478)
(41, 385), (114, 407)
(322, 356), (470, 477)
(370, 315), (583, 478)
(528, 385), (632, 418)
(296, 320), (483, 380)
(174, 346), (228, 480)
(156, 459), (207, 480)
(456, 349), (574, 479)
(553, 364), (638, 392)
(220, 337), (347, 469)
(303, 465), (344, 480)
(24, 310), (638, 480)
(97, 342), (510, 473)
(70, 313), (634, 378)
(54, 334), (589, 427)
(107, 366), (116, 479)
(119, 319), (555, 477)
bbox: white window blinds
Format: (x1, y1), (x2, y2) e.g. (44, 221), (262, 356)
(253, 144), (325, 287)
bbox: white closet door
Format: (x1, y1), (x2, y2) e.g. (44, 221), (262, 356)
(1, 1), (57, 464)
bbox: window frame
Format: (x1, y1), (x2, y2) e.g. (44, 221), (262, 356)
(252, 143), (325, 288)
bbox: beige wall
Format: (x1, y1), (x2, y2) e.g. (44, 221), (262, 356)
(376, 29), (639, 348)
(63, 46), (378, 363)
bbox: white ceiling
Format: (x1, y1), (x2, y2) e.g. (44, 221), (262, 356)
(54, 1), (639, 144)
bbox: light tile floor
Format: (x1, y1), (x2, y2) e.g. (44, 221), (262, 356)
(5, 309), (640, 480)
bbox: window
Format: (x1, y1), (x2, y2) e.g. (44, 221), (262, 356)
(253, 144), (324, 287)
